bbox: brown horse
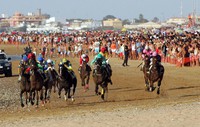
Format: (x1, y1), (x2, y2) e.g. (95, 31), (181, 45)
(143, 56), (164, 94)
(19, 64), (31, 107)
(92, 59), (110, 101)
(29, 60), (44, 107)
(79, 60), (91, 91)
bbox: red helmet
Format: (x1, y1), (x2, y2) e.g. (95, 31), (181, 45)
(101, 47), (106, 53)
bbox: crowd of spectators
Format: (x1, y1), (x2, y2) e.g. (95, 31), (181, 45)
(0, 28), (200, 67)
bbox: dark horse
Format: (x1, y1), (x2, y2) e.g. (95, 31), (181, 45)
(43, 67), (58, 102)
(57, 64), (77, 101)
(93, 58), (111, 101)
(29, 60), (44, 107)
(79, 60), (91, 91)
(143, 56), (164, 94)
(19, 63), (31, 107)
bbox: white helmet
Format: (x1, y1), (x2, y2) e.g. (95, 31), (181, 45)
(47, 59), (52, 64)
(81, 54), (86, 58)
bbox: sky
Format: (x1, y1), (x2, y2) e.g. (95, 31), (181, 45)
(0, 0), (199, 22)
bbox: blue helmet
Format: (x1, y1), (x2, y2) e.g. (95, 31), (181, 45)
(22, 55), (28, 62)
(37, 56), (44, 62)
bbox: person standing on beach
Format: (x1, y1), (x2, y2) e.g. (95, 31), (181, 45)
(122, 43), (129, 66)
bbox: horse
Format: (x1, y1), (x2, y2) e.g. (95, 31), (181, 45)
(19, 63), (31, 107)
(57, 64), (77, 101)
(79, 60), (91, 91)
(43, 67), (55, 102)
(29, 60), (44, 107)
(148, 56), (164, 94)
(92, 58), (110, 101)
(144, 56), (165, 94)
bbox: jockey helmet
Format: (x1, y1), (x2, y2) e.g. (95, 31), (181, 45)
(101, 47), (106, 53)
(62, 58), (67, 63)
(81, 54), (86, 58)
(22, 55), (28, 62)
(152, 51), (157, 57)
(47, 59), (52, 64)
(37, 56), (43, 62)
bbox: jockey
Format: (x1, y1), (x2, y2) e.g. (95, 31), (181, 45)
(142, 45), (152, 58)
(44, 59), (55, 82)
(27, 52), (37, 65)
(36, 55), (48, 82)
(140, 46), (152, 71)
(78, 51), (91, 74)
(18, 55), (30, 83)
(91, 47), (112, 84)
(62, 58), (76, 79)
(80, 53), (89, 67)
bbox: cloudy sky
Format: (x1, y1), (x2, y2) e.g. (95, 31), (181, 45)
(0, 0), (199, 22)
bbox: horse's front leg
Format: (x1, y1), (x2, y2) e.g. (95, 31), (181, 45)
(67, 87), (71, 99)
(36, 91), (39, 107)
(44, 86), (48, 102)
(20, 90), (24, 107)
(64, 87), (68, 101)
(157, 79), (162, 95)
(40, 89), (45, 106)
(95, 84), (99, 95)
(25, 92), (28, 106)
(58, 87), (62, 98)
(86, 74), (90, 89)
(149, 81), (154, 92)
(29, 89), (34, 105)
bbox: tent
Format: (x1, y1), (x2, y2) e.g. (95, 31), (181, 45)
(121, 28), (127, 32)
(137, 22), (161, 29)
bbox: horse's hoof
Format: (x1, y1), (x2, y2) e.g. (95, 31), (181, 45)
(149, 87), (152, 92)
(31, 101), (34, 105)
(157, 89), (160, 95)
(71, 97), (75, 102)
(101, 95), (105, 101)
(21, 103), (25, 108)
(86, 84), (89, 89)
(64, 95), (67, 101)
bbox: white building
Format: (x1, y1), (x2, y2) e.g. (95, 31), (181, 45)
(166, 17), (187, 25)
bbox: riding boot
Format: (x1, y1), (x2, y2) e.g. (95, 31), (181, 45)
(43, 73), (49, 83)
(69, 71), (75, 79)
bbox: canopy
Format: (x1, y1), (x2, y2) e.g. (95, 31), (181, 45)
(137, 22), (162, 29)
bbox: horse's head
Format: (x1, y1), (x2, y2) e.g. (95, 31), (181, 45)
(58, 64), (63, 76)
(29, 60), (37, 71)
(151, 57), (158, 66)
(144, 55), (150, 66)
(93, 60), (102, 74)
(19, 64), (26, 75)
